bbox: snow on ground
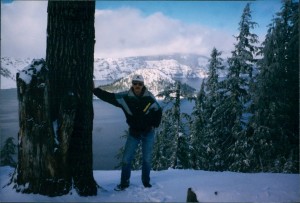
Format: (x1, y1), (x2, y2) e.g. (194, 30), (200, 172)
(0, 166), (299, 202)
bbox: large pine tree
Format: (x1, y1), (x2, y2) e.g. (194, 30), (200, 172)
(219, 3), (259, 172)
(153, 81), (191, 170)
(249, 0), (299, 173)
(190, 48), (226, 171)
(190, 80), (207, 170)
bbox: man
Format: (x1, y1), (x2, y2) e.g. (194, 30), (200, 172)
(93, 74), (162, 191)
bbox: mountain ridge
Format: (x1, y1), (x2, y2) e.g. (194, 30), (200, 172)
(1, 54), (210, 89)
(98, 68), (177, 97)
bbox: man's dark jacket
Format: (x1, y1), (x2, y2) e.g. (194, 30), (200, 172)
(93, 87), (162, 134)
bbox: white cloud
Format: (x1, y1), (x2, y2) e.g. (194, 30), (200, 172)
(1, 1), (47, 58)
(94, 7), (235, 58)
(1, 1), (235, 59)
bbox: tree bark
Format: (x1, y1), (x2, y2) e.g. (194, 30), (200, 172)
(14, 1), (97, 196)
(15, 59), (63, 195)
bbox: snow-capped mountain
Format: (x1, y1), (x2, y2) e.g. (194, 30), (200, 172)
(94, 54), (209, 81)
(1, 54), (210, 89)
(98, 68), (176, 97)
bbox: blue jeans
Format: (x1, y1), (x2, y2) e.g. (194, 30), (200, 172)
(120, 129), (154, 186)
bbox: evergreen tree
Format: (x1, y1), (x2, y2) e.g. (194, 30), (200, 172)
(220, 3), (259, 172)
(0, 137), (17, 167)
(206, 48), (225, 97)
(190, 48), (229, 171)
(153, 110), (177, 170)
(153, 81), (191, 170)
(249, 0), (299, 173)
(190, 80), (207, 170)
(204, 48), (227, 171)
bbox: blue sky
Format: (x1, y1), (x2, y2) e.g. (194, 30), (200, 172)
(96, 1), (282, 35)
(1, 0), (284, 58)
(94, 0), (282, 58)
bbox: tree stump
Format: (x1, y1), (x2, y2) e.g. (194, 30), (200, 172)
(14, 59), (69, 196)
(186, 187), (199, 202)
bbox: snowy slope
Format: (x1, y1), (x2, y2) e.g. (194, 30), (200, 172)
(145, 59), (200, 79)
(0, 57), (32, 89)
(1, 166), (299, 202)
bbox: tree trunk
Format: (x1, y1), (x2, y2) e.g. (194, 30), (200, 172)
(14, 1), (97, 196)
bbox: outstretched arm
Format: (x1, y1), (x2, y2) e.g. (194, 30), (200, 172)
(93, 87), (121, 107)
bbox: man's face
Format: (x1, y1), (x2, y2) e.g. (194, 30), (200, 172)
(132, 81), (144, 96)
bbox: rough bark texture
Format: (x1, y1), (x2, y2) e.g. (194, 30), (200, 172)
(15, 59), (64, 195)
(14, 1), (97, 196)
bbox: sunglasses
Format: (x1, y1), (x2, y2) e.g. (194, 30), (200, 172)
(132, 82), (144, 86)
